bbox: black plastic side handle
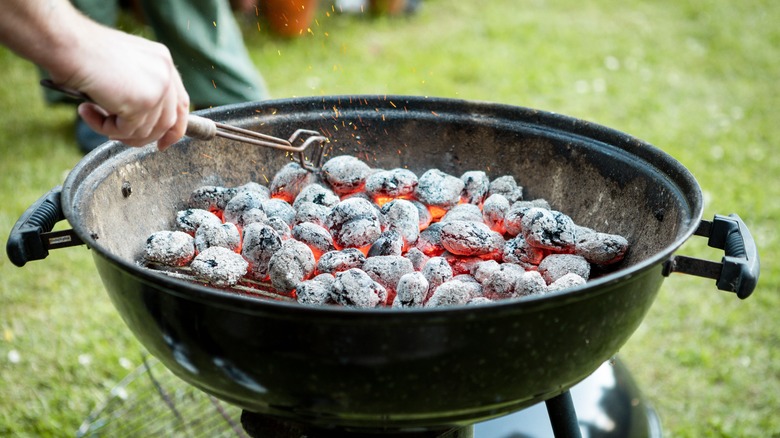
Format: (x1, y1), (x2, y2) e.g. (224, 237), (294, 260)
(663, 214), (760, 299)
(6, 186), (84, 267)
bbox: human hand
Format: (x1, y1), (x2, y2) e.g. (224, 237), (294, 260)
(54, 23), (190, 150)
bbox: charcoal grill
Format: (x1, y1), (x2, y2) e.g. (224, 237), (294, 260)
(7, 96), (759, 436)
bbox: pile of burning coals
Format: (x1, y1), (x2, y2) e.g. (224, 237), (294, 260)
(142, 155), (628, 308)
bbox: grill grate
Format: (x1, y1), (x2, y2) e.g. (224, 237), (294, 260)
(141, 263), (295, 302)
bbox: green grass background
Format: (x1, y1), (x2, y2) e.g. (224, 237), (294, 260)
(1, 0), (778, 435)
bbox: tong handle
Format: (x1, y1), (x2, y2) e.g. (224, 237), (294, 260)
(186, 114), (218, 140)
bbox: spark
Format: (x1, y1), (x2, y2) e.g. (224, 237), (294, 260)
(211, 79), (217, 89)
(212, 21), (217, 27)
(389, 101), (397, 108)
(431, 111), (439, 116)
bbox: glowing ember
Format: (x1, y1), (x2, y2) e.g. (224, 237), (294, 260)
(142, 153), (630, 307)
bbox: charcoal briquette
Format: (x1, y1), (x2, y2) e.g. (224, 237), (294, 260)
(292, 222), (335, 256)
(194, 222), (241, 253)
(521, 207), (577, 251)
(503, 234), (546, 267)
(460, 170), (490, 205)
(321, 155), (372, 196)
(270, 162), (316, 203)
(175, 209), (222, 236)
(296, 273), (336, 306)
(414, 222), (445, 256)
(260, 198), (296, 226)
(488, 175), (523, 204)
(293, 183), (340, 210)
(538, 254), (591, 284)
(425, 279), (478, 307)
(514, 270), (548, 297)
(365, 168), (418, 200)
(404, 247), (429, 271)
(440, 220), (504, 257)
(190, 246), (248, 287)
(268, 239), (316, 293)
(330, 268), (387, 308)
(480, 263), (527, 299)
(316, 248), (366, 274)
(325, 198), (382, 249)
(575, 232), (629, 265)
(440, 203), (483, 223)
(361, 255), (414, 294)
(368, 229), (404, 257)
(380, 199), (420, 245)
(421, 256), (453, 298)
(392, 272), (429, 308)
(223, 190), (267, 226)
(241, 222), (283, 280)
(414, 169), (465, 211)
(547, 272), (587, 293)
(293, 201), (331, 227)
(144, 230), (195, 266)
(187, 185), (237, 212)
(481, 194), (510, 234)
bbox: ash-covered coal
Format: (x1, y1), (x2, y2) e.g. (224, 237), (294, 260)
(142, 152), (630, 307)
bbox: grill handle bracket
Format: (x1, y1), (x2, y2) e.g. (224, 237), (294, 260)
(662, 214), (759, 299)
(6, 186), (84, 267)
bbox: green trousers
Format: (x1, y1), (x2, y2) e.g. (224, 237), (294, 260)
(43, 0), (268, 108)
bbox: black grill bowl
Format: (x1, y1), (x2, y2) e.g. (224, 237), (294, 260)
(60, 96), (702, 431)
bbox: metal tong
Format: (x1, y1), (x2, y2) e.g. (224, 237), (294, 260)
(40, 79), (328, 170)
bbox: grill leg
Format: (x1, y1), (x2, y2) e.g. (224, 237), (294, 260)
(545, 390), (582, 438)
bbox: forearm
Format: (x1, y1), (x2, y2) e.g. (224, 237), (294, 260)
(0, 0), (87, 78)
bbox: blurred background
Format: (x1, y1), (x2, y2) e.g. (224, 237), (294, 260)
(1, 0), (778, 435)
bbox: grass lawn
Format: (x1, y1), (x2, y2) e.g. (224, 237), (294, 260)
(1, 0), (779, 436)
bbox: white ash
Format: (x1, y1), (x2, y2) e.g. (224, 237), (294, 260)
(239, 208), (268, 227)
(260, 198), (296, 227)
(425, 279), (479, 307)
(330, 268), (387, 308)
(175, 209), (222, 235)
(575, 232), (629, 265)
(460, 170), (490, 205)
(293, 202), (331, 227)
(270, 162), (317, 203)
(325, 198), (382, 249)
(380, 199), (420, 245)
(241, 222), (282, 280)
(365, 168), (418, 199)
(547, 272), (587, 293)
(414, 222), (445, 256)
(188, 185), (237, 212)
(414, 169), (465, 211)
(263, 216), (292, 240)
(368, 230), (404, 257)
(440, 220), (503, 257)
(392, 272), (429, 308)
(481, 262), (528, 299)
(293, 183), (340, 209)
(316, 248), (366, 274)
(292, 222), (335, 256)
(404, 247), (429, 271)
(472, 260), (501, 284)
(514, 270), (548, 297)
(321, 155), (372, 196)
(467, 296), (494, 306)
(362, 255), (415, 294)
(482, 194), (510, 234)
(521, 207), (577, 251)
(503, 234), (545, 267)
(268, 239), (316, 293)
(504, 199), (551, 236)
(421, 256), (453, 299)
(441, 203), (483, 223)
(538, 254), (591, 284)
(194, 222), (241, 253)
(234, 182), (271, 199)
(296, 273), (336, 306)
(223, 190), (267, 226)
(190, 246), (248, 287)
(488, 175), (523, 204)
(144, 231), (195, 267)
